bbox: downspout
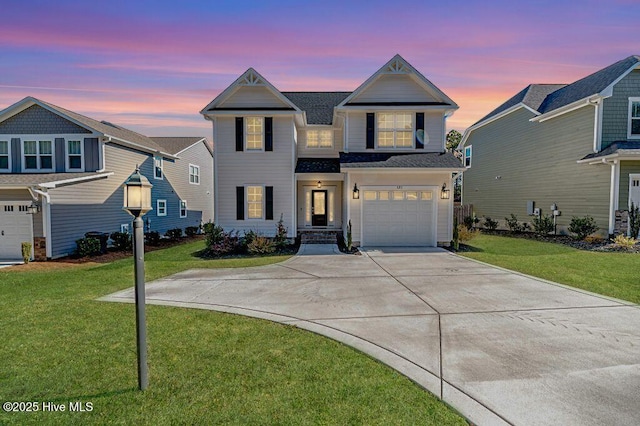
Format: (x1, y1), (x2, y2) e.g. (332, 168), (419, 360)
(32, 188), (52, 258)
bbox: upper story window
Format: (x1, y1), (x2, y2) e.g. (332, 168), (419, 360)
(179, 200), (187, 218)
(154, 156), (163, 179)
(629, 98), (640, 139)
(189, 164), (200, 184)
(377, 113), (413, 148)
(246, 117), (264, 150)
(0, 140), (10, 171)
(23, 140), (53, 171)
(247, 186), (263, 219)
(66, 139), (83, 171)
(157, 199), (167, 216)
(464, 145), (472, 167)
(307, 130), (333, 148)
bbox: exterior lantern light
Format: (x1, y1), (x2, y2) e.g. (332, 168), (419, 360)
(353, 183), (360, 199)
(26, 201), (40, 215)
(122, 165), (153, 391)
(441, 183), (451, 200)
(317, 181), (322, 188)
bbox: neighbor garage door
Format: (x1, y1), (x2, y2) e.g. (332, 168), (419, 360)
(362, 188), (436, 246)
(0, 202), (33, 260)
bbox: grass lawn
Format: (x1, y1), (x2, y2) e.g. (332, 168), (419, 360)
(460, 234), (640, 304)
(0, 241), (465, 425)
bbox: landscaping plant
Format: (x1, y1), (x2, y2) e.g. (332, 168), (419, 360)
(208, 230), (241, 256)
(145, 231), (161, 246)
(457, 225), (480, 242)
(483, 216), (498, 231)
(21, 242), (32, 264)
(185, 226), (200, 237)
(611, 234), (638, 250)
(630, 202), (640, 238)
(452, 216), (459, 250)
(110, 231), (132, 251)
(569, 215), (599, 240)
(463, 214), (479, 230)
(247, 235), (275, 255)
(75, 237), (101, 257)
(274, 214), (288, 250)
(505, 213), (530, 233)
(347, 219), (353, 251)
(532, 213), (554, 235)
(203, 221), (224, 247)
(165, 228), (183, 241)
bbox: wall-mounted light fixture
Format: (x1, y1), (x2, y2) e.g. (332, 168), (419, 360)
(440, 183), (451, 200)
(352, 183), (360, 199)
(317, 181), (322, 188)
(26, 201), (40, 215)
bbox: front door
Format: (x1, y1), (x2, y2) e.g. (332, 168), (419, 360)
(312, 190), (327, 226)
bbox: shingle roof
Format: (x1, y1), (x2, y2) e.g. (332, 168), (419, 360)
(474, 55), (640, 126)
(150, 137), (211, 156)
(339, 152), (462, 169)
(580, 140), (640, 160)
(295, 158), (341, 173)
(282, 92), (351, 125)
(0, 172), (112, 188)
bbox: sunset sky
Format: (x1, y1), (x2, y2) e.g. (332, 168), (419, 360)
(1, 0), (638, 138)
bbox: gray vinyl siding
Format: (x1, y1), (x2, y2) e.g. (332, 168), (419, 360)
(214, 115), (295, 237)
(462, 106), (611, 232)
(619, 161), (640, 208)
(601, 70), (640, 148)
(0, 105), (90, 134)
(218, 86), (291, 108)
(346, 111), (444, 152)
(351, 74), (437, 103)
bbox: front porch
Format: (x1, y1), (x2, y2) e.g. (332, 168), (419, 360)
(296, 177), (344, 232)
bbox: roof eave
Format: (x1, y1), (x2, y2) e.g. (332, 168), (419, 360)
(38, 172), (115, 189)
(105, 135), (178, 160)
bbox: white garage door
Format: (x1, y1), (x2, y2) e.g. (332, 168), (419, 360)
(0, 202), (33, 261)
(362, 188), (436, 246)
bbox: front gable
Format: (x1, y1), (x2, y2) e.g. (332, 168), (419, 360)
(0, 104), (91, 135)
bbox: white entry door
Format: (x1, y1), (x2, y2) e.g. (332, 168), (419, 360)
(362, 188), (437, 246)
(0, 202), (33, 260)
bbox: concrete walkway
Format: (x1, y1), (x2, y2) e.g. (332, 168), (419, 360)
(102, 245), (640, 426)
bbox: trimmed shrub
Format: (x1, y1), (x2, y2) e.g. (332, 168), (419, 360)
(532, 213), (554, 235)
(185, 226), (200, 237)
(483, 217), (498, 231)
(346, 220), (353, 251)
(274, 214), (288, 250)
(208, 230), (241, 256)
(241, 230), (258, 252)
(21, 242), (32, 264)
(145, 231), (161, 246)
(611, 234), (638, 250)
(457, 225), (480, 242)
(165, 228), (183, 241)
(584, 235), (605, 244)
(76, 237), (101, 257)
(463, 214), (479, 230)
(569, 216), (599, 240)
(505, 214), (530, 233)
(203, 222), (224, 247)
(110, 231), (132, 251)
(247, 236), (275, 255)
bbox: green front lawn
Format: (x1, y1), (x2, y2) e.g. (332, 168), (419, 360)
(460, 234), (640, 304)
(0, 241), (465, 425)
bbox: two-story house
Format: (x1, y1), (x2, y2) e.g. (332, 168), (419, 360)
(201, 55), (462, 247)
(0, 97), (213, 261)
(459, 55), (640, 236)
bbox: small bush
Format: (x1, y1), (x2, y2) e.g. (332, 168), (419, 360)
(76, 237), (101, 257)
(145, 231), (161, 246)
(203, 222), (224, 247)
(483, 217), (498, 231)
(274, 214), (288, 250)
(247, 236), (275, 255)
(21, 242), (32, 264)
(505, 214), (530, 233)
(463, 214), (479, 230)
(185, 226), (200, 237)
(611, 234), (638, 250)
(457, 224), (480, 242)
(346, 220), (353, 251)
(569, 216), (599, 240)
(165, 228), (183, 241)
(532, 213), (554, 235)
(452, 216), (459, 250)
(208, 230), (241, 256)
(584, 235), (605, 244)
(110, 231), (132, 251)
(629, 202), (640, 238)
(241, 230), (258, 252)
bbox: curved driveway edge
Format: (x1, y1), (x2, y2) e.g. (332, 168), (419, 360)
(101, 246), (640, 426)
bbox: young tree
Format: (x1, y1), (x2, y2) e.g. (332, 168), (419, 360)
(446, 130), (462, 152)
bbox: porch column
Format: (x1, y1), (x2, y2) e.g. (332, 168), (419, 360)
(608, 160), (620, 234)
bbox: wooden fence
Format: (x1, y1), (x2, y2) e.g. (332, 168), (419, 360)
(453, 204), (473, 225)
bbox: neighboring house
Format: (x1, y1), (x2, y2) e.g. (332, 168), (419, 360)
(459, 55), (640, 235)
(201, 55), (462, 247)
(0, 97), (213, 261)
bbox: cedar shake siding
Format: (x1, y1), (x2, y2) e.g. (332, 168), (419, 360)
(0, 105), (90, 134)
(602, 70), (640, 148)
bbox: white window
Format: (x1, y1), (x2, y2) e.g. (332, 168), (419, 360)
(307, 130), (333, 148)
(157, 199), (167, 216)
(179, 200), (187, 218)
(363, 191), (377, 200)
(246, 117), (264, 150)
(377, 113), (413, 148)
(23, 140), (53, 171)
(0, 140), (10, 171)
(464, 145), (472, 167)
(246, 186), (263, 219)
(189, 164), (200, 184)
(154, 156), (163, 179)
(120, 224), (129, 233)
(66, 139), (83, 171)
(629, 98), (640, 138)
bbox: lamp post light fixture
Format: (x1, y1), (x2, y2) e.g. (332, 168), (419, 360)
(122, 166), (153, 391)
(352, 183), (360, 199)
(440, 183), (451, 200)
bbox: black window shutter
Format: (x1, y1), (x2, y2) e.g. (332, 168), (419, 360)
(235, 117), (244, 151)
(366, 113), (375, 149)
(265, 117), (273, 151)
(415, 112), (425, 149)
(236, 186), (244, 220)
(265, 186), (274, 220)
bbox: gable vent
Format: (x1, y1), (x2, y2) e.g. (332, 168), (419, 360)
(241, 70), (265, 86)
(386, 59), (410, 74)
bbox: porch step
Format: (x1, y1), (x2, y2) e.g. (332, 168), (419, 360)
(299, 230), (340, 244)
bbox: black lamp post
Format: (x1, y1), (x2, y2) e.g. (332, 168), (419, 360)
(122, 166), (153, 390)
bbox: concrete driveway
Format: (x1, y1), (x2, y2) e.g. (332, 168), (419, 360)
(103, 246), (640, 426)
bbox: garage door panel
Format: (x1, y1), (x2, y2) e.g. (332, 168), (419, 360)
(362, 188), (436, 247)
(0, 202), (33, 260)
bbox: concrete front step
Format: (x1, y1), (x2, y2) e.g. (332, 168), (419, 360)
(299, 230), (341, 244)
